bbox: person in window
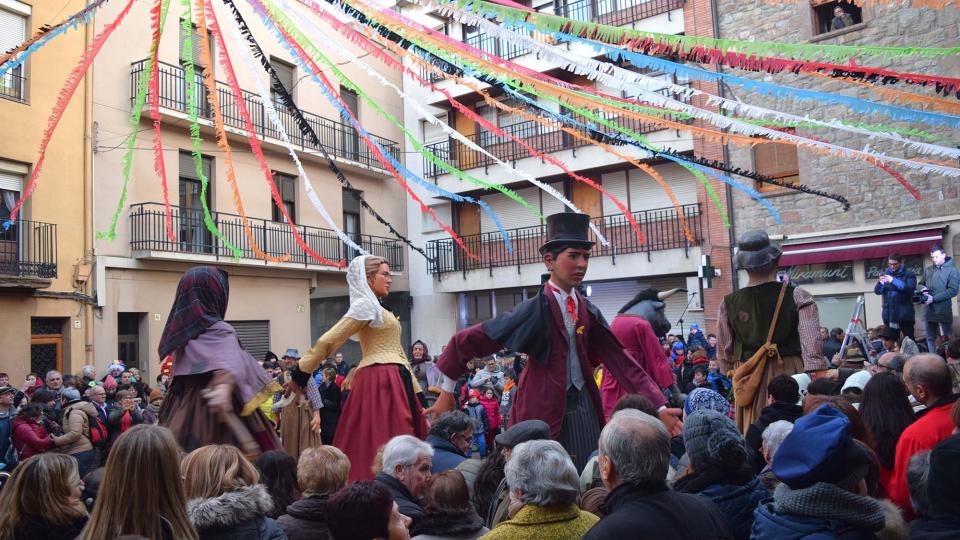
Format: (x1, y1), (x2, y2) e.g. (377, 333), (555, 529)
(831, 5), (855, 31)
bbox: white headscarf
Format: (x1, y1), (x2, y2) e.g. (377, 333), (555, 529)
(344, 255), (385, 331)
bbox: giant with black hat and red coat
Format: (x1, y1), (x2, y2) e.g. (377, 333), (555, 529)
(428, 213), (681, 471)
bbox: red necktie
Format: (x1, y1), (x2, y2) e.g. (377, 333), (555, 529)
(550, 282), (579, 322)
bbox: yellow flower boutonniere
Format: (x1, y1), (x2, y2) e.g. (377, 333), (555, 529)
(576, 325), (585, 335)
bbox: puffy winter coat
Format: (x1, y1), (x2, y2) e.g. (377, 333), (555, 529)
(276, 494), (332, 540)
(479, 395), (501, 431)
(427, 434), (467, 474)
(874, 266), (917, 323)
(54, 400), (98, 455)
(11, 416), (53, 460)
(186, 484), (287, 540)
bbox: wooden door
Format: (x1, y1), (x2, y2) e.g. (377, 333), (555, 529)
(571, 176), (603, 218)
(456, 202), (481, 236)
(30, 335), (63, 376)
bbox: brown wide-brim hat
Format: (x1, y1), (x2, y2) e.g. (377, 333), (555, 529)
(734, 230), (783, 270)
(539, 212), (595, 254)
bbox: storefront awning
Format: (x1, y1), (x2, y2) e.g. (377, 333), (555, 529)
(780, 228), (945, 266)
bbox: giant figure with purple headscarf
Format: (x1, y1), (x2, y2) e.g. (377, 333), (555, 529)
(157, 266), (281, 455)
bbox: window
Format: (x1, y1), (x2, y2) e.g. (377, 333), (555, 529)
(0, 162), (24, 221)
(811, 1), (862, 35)
(343, 188), (362, 259)
(270, 57), (295, 105)
(752, 128), (800, 192)
(0, 3), (29, 102)
(340, 86), (360, 160)
(271, 171), (297, 223)
(117, 313), (144, 370)
(179, 21), (214, 115)
(178, 152), (214, 253)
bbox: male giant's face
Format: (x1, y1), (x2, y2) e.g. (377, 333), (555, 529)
(544, 247), (590, 291)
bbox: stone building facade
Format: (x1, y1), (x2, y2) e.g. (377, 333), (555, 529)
(716, 1), (960, 334)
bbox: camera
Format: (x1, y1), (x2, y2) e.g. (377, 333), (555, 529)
(912, 287), (932, 304)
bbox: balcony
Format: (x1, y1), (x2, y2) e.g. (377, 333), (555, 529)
(0, 219), (57, 288)
(423, 111), (685, 178)
(0, 69), (26, 102)
(129, 203), (404, 271)
(130, 60), (401, 172)
(463, 29), (530, 60)
(554, 0), (684, 27)
(426, 203), (701, 274)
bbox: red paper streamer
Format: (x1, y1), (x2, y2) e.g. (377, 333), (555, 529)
(147, 0), (175, 241)
(5, 0), (136, 226)
(204, 1), (344, 267)
(253, 0), (478, 260)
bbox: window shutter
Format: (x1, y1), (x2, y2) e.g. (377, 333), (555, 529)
(0, 170), (23, 192)
(0, 7), (26, 53)
(227, 320), (270, 361)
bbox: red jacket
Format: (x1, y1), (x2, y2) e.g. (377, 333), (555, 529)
(12, 416), (53, 460)
(889, 395), (960, 518)
(438, 290), (666, 439)
(479, 395), (501, 431)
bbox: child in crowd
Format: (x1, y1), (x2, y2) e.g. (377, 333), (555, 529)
(463, 389), (489, 458)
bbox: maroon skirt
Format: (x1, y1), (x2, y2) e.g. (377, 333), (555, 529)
(159, 371), (281, 454)
(333, 363), (428, 482)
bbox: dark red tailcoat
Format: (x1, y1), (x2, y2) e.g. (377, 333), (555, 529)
(436, 290), (666, 439)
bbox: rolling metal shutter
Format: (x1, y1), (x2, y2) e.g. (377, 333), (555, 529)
(228, 320), (270, 361)
(480, 186), (541, 232)
(586, 276), (704, 336)
(539, 181), (566, 217)
(600, 170), (629, 216)
(0, 6), (27, 54)
(626, 162), (698, 211)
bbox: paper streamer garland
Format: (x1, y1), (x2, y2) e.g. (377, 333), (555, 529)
(0, 0), (111, 76)
(148, 0), (175, 242)
(4, 0), (136, 230)
(208, 0), (368, 257)
(245, 0), (483, 259)
(219, 0), (433, 262)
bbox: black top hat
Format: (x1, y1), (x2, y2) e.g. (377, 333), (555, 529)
(734, 230), (783, 270)
(539, 212), (595, 254)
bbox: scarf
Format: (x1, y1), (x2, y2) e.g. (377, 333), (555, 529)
(120, 411), (132, 433)
(158, 266), (229, 359)
(773, 482), (885, 531)
(343, 255), (384, 335)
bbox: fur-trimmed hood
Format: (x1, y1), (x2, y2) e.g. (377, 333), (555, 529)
(877, 499), (910, 540)
(187, 484), (275, 530)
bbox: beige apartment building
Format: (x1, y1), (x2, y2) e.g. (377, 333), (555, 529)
(0, 0), (94, 383)
(90, 0), (409, 379)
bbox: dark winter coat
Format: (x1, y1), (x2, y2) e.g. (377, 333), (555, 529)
(583, 483), (733, 540)
(744, 402), (803, 472)
(186, 484), (287, 540)
(375, 472), (425, 522)
(674, 469), (768, 540)
(12, 513), (88, 540)
(873, 266), (917, 323)
(911, 519), (960, 540)
(276, 494), (331, 540)
(318, 381), (341, 446)
(427, 434), (467, 473)
(920, 257), (960, 323)
(409, 509), (488, 540)
(688, 331), (710, 352)
(464, 402), (488, 434)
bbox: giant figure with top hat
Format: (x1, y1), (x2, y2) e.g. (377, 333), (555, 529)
(427, 213), (683, 470)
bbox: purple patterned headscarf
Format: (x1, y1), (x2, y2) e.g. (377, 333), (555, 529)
(158, 266), (229, 359)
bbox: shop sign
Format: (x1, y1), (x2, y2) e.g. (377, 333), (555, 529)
(780, 261), (854, 285)
(864, 255), (925, 281)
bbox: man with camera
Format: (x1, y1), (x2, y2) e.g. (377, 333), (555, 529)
(874, 252), (917, 340)
(919, 245), (959, 352)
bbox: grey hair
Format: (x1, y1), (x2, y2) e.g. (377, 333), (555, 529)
(81, 365), (96, 377)
(429, 411), (472, 440)
(598, 409), (669, 488)
(505, 440), (579, 506)
(761, 420), (794, 460)
(907, 450), (932, 518)
(382, 435), (433, 477)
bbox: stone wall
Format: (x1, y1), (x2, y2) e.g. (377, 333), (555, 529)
(714, 1), (960, 236)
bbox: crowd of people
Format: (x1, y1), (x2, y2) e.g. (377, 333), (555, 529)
(1, 332), (959, 539)
(0, 228), (957, 539)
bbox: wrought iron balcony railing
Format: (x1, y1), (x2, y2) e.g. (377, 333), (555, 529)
(129, 203), (404, 271)
(0, 69), (26, 102)
(426, 204), (701, 274)
(554, 0), (684, 27)
(130, 60), (401, 171)
(0, 219), (57, 279)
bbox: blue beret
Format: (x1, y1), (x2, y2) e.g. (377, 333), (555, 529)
(772, 404), (850, 489)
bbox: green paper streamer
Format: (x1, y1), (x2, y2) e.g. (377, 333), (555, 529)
(181, 0), (241, 259)
(261, 0), (542, 219)
(682, 163), (730, 228)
